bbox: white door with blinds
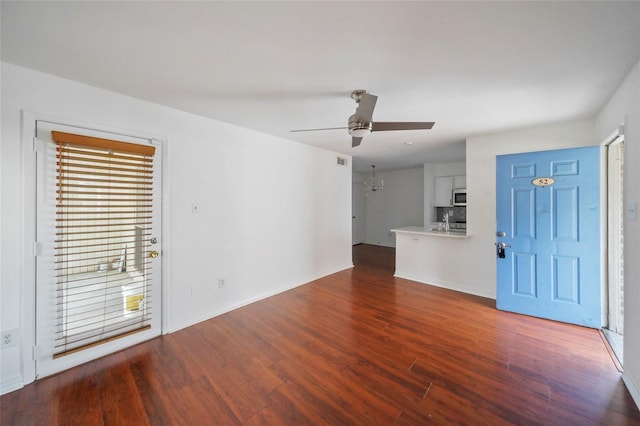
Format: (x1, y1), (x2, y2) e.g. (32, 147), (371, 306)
(35, 121), (162, 378)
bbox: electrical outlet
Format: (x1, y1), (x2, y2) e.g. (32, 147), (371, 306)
(1, 329), (18, 349)
(218, 278), (225, 288)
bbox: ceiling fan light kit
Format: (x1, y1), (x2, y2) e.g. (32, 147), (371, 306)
(348, 119), (372, 138)
(290, 89), (435, 148)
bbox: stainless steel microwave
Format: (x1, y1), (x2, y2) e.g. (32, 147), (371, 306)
(453, 188), (467, 206)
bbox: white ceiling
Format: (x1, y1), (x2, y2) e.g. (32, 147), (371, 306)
(2, 1), (639, 172)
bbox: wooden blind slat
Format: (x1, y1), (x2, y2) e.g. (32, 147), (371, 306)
(60, 176), (154, 185)
(56, 170), (154, 181)
(58, 230), (151, 238)
(56, 215), (153, 222)
(59, 181), (153, 189)
(56, 221), (153, 229)
(58, 193), (153, 199)
(58, 163), (153, 175)
(58, 146), (154, 162)
(57, 154), (153, 169)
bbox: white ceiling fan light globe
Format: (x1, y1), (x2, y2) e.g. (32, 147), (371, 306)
(348, 120), (373, 138)
(350, 127), (371, 138)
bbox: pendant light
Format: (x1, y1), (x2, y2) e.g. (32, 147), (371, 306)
(363, 165), (384, 193)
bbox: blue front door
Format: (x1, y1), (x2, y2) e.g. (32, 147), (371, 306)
(496, 147), (601, 328)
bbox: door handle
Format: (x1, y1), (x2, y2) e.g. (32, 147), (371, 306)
(149, 250), (159, 258)
(495, 242), (511, 259)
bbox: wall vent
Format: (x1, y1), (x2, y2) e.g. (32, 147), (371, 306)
(337, 157), (347, 166)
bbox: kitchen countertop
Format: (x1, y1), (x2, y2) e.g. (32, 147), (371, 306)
(391, 226), (468, 239)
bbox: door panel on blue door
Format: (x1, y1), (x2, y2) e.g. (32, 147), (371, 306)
(496, 146), (600, 328)
(553, 187), (578, 241)
(513, 253), (536, 297)
(514, 188), (536, 238)
(552, 255), (579, 303)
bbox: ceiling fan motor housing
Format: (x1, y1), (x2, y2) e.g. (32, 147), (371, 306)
(348, 114), (372, 137)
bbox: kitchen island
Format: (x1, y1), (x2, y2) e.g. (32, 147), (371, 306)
(391, 226), (495, 299)
(391, 225), (468, 239)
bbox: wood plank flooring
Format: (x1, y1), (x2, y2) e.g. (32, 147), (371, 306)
(2, 244), (639, 425)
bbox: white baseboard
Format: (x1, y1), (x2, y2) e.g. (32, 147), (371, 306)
(363, 240), (396, 248)
(167, 288), (286, 334)
(623, 371), (640, 411)
(394, 271), (496, 300)
(167, 264), (354, 334)
(1, 374), (24, 396)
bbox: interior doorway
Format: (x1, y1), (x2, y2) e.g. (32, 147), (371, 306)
(604, 133), (625, 365)
(352, 181), (365, 245)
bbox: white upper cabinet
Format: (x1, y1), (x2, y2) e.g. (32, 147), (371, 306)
(434, 175), (466, 207)
(435, 176), (453, 207)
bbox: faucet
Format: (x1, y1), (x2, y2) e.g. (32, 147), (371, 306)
(443, 212), (450, 232)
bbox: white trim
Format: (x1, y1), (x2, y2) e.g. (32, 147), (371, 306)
(19, 110), (168, 386)
(20, 110), (37, 387)
(623, 371), (640, 411)
(601, 126), (624, 147)
(33, 115), (159, 144)
(393, 271), (497, 300)
(599, 140), (608, 327)
(34, 331), (159, 380)
(167, 264), (354, 333)
(160, 137), (171, 337)
(0, 374), (24, 395)
(599, 127), (625, 329)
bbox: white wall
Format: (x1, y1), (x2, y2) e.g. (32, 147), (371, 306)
(596, 60), (640, 408)
(0, 62), (353, 394)
(364, 167), (423, 247)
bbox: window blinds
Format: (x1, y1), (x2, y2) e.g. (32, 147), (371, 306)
(52, 131), (156, 357)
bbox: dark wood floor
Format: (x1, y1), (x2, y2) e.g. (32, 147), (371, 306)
(2, 244), (640, 425)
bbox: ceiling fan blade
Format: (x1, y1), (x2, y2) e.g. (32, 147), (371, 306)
(371, 121), (435, 132)
(290, 126), (347, 132)
(352, 137), (363, 147)
(355, 93), (378, 121)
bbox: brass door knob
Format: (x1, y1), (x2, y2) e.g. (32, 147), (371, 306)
(149, 250), (159, 258)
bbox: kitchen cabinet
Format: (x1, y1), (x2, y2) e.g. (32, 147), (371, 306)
(435, 175), (466, 207)
(435, 176), (453, 206)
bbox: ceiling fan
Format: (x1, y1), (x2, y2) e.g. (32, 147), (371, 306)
(290, 90), (435, 147)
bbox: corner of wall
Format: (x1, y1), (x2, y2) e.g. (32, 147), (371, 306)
(623, 370), (640, 411)
(0, 373), (24, 396)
